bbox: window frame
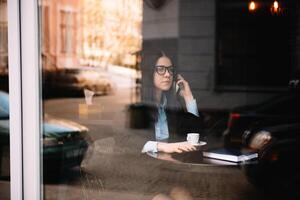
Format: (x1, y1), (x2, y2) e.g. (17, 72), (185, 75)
(8, 0), (42, 199)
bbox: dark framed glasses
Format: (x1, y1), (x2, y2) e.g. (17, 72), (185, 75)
(155, 65), (175, 75)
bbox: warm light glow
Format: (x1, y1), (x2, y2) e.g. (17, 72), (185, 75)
(249, 1), (256, 11)
(271, 0), (281, 14)
(274, 1), (279, 9)
(81, 0), (143, 67)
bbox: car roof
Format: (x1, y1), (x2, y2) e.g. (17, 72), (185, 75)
(0, 91), (88, 137)
(0, 118), (87, 137)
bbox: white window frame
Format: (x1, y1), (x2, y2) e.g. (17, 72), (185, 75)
(8, 0), (42, 200)
(8, 0), (22, 199)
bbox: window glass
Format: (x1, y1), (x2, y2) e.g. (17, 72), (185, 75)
(40, 0), (300, 199)
(257, 94), (300, 115)
(216, 0), (298, 89)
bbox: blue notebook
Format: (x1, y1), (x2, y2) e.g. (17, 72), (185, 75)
(203, 148), (258, 162)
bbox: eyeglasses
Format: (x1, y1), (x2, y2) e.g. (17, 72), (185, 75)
(155, 65), (175, 75)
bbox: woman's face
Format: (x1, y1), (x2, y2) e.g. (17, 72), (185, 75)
(153, 56), (174, 91)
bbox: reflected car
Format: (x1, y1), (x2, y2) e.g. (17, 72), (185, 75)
(242, 123), (300, 198)
(43, 67), (114, 97)
(0, 91), (89, 178)
(223, 93), (300, 148)
(222, 93), (300, 198)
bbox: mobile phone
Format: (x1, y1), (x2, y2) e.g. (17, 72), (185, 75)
(175, 75), (184, 94)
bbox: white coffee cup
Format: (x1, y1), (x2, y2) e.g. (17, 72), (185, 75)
(186, 133), (200, 144)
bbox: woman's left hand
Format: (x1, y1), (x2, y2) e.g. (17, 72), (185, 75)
(157, 141), (197, 153)
(176, 74), (194, 103)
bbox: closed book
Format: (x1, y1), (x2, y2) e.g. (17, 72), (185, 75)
(202, 148), (258, 162)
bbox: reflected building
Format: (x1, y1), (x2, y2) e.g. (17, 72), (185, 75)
(2, 0), (300, 110)
(40, 0), (142, 70)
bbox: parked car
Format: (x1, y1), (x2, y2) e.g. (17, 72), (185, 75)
(223, 93), (300, 148)
(242, 123), (300, 199)
(43, 67), (114, 98)
(0, 91), (90, 178)
(222, 92), (300, 198)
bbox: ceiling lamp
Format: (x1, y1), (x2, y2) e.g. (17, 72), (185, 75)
(249, 1), (257, 12)
(271, 0), (281, 14)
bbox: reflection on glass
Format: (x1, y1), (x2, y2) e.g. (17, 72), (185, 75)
(249, 1), (256, 12)
(270, 0), (281, 14)
(0, 0), (10, 199)
(40, 0), (300, 199)
(41, 0), (144, 199)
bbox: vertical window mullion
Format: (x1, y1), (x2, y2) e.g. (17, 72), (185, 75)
(7, 0), (22, 199)
(20, 0), (42, 200)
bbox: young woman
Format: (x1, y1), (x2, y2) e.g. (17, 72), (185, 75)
(142, 54), (203, 154)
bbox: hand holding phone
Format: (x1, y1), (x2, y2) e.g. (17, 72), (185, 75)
(176, 74), (184, 94)
(175, 74), (194, 103)
(176, 81), (184, 94)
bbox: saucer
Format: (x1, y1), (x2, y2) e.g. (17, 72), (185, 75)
(191, 141), (207, 146)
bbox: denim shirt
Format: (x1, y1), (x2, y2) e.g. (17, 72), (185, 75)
(142, 96), (199, 153)
(154, 96), (169, 141)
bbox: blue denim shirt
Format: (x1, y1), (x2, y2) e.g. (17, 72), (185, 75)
(142, 96), (199, 153)
(155, 96), (169, 140)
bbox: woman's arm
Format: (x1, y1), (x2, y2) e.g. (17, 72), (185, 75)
(176, 74), (200, 117)
(157, 141), (197, 153)
(186, 99), (199, 117)
(141, 141), (158, 153)
(176, 74), (194, 103)
(142, 141), (197, 153)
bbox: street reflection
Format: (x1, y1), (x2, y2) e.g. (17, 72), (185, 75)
(41, 0), (300, 200)
(43, 87), (260, 200)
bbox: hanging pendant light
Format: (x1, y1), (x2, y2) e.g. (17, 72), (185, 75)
(249, 1), (257, 12)
(271, 0), (281, 14)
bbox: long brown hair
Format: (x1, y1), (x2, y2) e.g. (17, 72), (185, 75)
(146, 52), (182, 112)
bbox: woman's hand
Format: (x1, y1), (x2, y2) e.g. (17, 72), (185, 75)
(176, 74), (194, 103)
(157, 141), (197, 153)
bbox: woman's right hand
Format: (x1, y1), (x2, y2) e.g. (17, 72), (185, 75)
(176, 74), (194, 103)
(157, 142), (197, 153)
